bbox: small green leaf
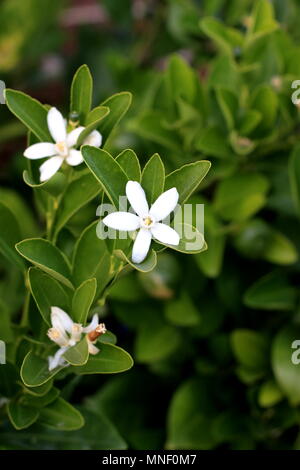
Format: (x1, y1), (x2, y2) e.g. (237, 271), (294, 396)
(244, 272), (297, 311)
(64, 337), (89, 366)
(39, 397), (84, 431)
(21, 352), (65, 387)
(0, 202), (24, 270)
(200, 17), (243, 55)
(114, 248), (157, 273)
(258, 380), (284, 408)
(77, 106), (110, 145)
(23, 169), (67, 197)
(99, 92), (132, 145)
(116, 149), (141, 181)
(16, 238), (73, 289)
(141, 153), (165, 205)
(5, 89), (52, 141)
(70, 64), (93, 123)
(165, 292), (200, 326)
(72, 278), (97, 324)
(74, 343), (133, 374)
(72, 221), (112, 296)
(81, 146), (128, 209)
(231, 329), (268, 371)
(53, 172), (101, 239)
(28, 267), (70, 326)
(165, 161), (211, 205)
(7, 401), (39, 430)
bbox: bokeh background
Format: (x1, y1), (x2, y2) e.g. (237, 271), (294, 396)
(2, 0), (300, 449)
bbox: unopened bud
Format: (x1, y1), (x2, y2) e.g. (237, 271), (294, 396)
(87, 323), (106, 343)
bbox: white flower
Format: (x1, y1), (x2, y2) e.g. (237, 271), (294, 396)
(47, 306), (105, 371)
(23, 107), (102, 182)
(102, 181), (180, 264)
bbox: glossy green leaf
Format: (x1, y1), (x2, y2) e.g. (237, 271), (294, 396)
(72, 221), (112, 295)
(99, 92), (132, 144)
(77, 106), (110, 145)
(81, 146), (128, 209)
(165, 161), (211, 205)
(114, 248), (157, 273)
(23, 169), (67, 197)
(71, 278), (97, 324)
(244, 272), (297, 311)
(39, 397), (84, 431)
(16, 238), (73, 289)
(70, 64), (93, 123)
(7, 401), (39, 430)
(141, 153), (165, 205)
(0, 202), (24, 270)
(5, 89), (51, 141)
(64, 338), (89, 366)
(74, 343), (133, 374)
(21, 387), (60, 408)
(53, 172), (101, 239)
(28, 267), (70, 326)
(21, 352), (65, 387)
(116, 149), (141, 182)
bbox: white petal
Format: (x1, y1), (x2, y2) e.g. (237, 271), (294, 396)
(88, 342), (100, 355)
(132, 228), (152, 264)
(66, 149), (84, 166)
(83, 130), (102, 148)
(24, 142), (56, 159)
(149, 187), (179, 221)
(66, 126), (85, 148)
(126, 181), (149, 217)
(39, 156), (63, 182)
(47, 107), (67, 143)
(48, 347), (68, 371)
(51, 307), (74, 334)
(102, 212), (140, 231)
(83, 314), (99, 333)
(151, 223), (180, 246)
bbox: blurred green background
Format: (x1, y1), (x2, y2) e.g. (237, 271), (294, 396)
(2, 0), (300, 450)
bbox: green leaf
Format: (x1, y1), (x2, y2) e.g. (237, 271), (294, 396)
(166, 379), (216, 450)
(244, 272), (297, 311)
(196, 127), (232, 159)
(214, 173), (269, 221)
(166, 55), (197, 104)
(160, 223), (206, 255)
(70, 64), (93, 123)
(116, 149), (141, 181)
(74, 343), (133, 374)
(7, 401), (39, 430)
(248, 0), (278, 36)
(114, 248), (157, 273)
(258, 380), (284, 408)
(263, 230), (298, 265)
(0, 202), (24, 270)
(200, 17), (243, 55)
(272, 326), (300, 406)
(77, 106), (110, 145)
(16, 238), (73, 289)
(22, 387), (60, 408)
(165, 161), (211, 205)
(39, 397), (84, 431)
(63, 338), (89, 366)
(53, 172), (101, 239)
(5, 89), (52, 141)
(28, 267), (70, 326)
(71, 278), (97, 324)
(135, 322), (181, 363)
(131, 111), (181, 151)
(141, 153), (165, 205)
(0, 188), (39, 239)
(0, 363), (19, 397)
(99, 92), (132, 145)
(231, 329), (268, 371)
(21, 352), (65, 387)
(81, 146), (128, 209)
(72, 221), (112, 296)
(289, 144), (300, 216)
(165, 292), (200, 326)
(195, 228), (225, 278)
(251, 85), (278, 134)
(215, 87), (237, 130)
(23, 169), (67, 198)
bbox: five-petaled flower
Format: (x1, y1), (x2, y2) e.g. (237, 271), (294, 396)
(102, 181), (180, 264)
(47, 306), (106, 371)
(23, 107), (102, 182)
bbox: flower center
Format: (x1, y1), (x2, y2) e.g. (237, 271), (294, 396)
(55, 141), (68, 156)
(141, 215), (155, 228)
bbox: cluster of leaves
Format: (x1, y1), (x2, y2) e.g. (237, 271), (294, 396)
(0, 63), (208, 448)
(2, 0), (300, 451)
